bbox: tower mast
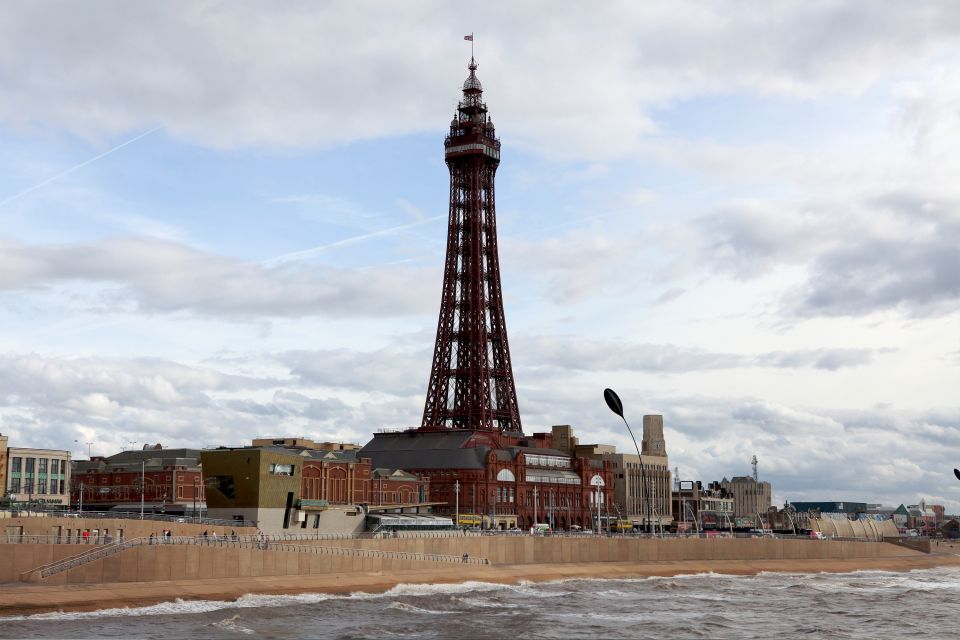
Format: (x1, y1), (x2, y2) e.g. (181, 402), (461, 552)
(420, 57), (522, 433)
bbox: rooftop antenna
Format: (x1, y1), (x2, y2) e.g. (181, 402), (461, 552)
(751, 454), (759, 482)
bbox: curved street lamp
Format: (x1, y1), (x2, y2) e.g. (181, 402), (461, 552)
(604, 388), (655, 535)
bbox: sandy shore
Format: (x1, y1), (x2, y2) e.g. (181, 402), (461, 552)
(2, 550), (959, 617)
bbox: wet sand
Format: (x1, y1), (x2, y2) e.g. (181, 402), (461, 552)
(3, 550), (959, 617)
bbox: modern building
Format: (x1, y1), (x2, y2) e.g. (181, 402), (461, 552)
(1, 434), (73, 509)
(201, 440), (430, 533)
(71, 445), (203, 515)
(719, 476), (772, 523)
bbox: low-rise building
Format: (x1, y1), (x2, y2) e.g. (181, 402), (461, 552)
(2, 434), (72, 508)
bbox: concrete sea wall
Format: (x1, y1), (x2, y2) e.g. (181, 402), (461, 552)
(2, 535), (918, 585)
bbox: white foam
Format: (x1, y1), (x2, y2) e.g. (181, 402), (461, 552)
(210, 614), (256, 635)
(387, 601), (451, 615)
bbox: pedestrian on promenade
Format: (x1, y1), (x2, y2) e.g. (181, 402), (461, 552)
(462, 552), (469, 563)
(149, 532), (155, 545)
(82, 530), (90, 544)
(211, 530), (218, 542)
(104, 532), (113, 545)
(202, 530), (208, 543)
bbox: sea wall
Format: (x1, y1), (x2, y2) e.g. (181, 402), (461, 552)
(3, 535), (921, 585)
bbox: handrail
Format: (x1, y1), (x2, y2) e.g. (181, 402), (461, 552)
(23, 537), (150, 580)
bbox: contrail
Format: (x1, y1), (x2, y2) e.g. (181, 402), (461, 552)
(0, 126), (162, 208)
(267, 214), (446, 265)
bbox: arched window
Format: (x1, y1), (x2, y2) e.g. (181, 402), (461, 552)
(496, 469), (516, 482)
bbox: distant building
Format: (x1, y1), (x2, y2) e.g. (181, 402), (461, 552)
(720, 476), (772, 522)
(2, 434), (72, 508)
(671, 480), (734, 531)
(250, 437), (360, 452)
(72, 445), (203, 515)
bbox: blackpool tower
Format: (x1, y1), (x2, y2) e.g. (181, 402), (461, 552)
(420, 57), (523, 434)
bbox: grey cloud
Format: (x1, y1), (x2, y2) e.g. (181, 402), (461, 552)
(279, 347), (431, 395)
(0, 237), (436, 319)
(697, 191), (960, 318)
(516, 335), (889, 374)
(0, 3), (956, 158)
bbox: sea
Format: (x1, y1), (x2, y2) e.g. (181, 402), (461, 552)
(2, 567), (958, 639)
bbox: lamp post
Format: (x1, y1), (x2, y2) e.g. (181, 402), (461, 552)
(454, 480), (460, 529)
(603, 388), (655, 536)
(140, 459), (145, 520)
(193, 477), (198, 520)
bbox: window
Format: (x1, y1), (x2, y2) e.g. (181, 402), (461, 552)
(11, 457), (21, 473)
(50, 460), (59, 475)
(50, 478), (58, 494)
(269, 464), (294, 476)
(25, 458), (35, 475)
(9, 478), (20, 492)
(38, 459), (48, 475)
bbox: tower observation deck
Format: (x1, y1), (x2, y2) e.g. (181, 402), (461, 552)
(420, 57), (522, 433)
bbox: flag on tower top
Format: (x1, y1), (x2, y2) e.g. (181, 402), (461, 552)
(464, 34), (473, 41)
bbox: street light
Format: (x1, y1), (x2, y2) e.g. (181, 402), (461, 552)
(604, 388), (655, 536)
(454, 480), (460, 530)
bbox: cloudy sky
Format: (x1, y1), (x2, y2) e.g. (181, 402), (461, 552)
(1, 2), (958, 510)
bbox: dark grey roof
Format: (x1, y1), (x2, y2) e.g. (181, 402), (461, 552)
(360, 431), (490, 470)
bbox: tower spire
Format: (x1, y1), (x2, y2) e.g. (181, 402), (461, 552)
(420, 56), (522, 433)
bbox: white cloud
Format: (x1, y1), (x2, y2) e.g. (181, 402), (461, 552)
(0, 236), (437, 318)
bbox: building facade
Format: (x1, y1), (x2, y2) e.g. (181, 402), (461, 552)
(360, 427), (615, 531)
(71, 446), (203, 514)
(597, 416), (672, 530)
(201, 441), (430, 533)
(671, 481), (734, 531)
(720, 476), (772, 522)
(3, 438), (72, 508)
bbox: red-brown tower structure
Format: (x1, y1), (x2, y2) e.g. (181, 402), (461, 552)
(420, 57), (522, 433)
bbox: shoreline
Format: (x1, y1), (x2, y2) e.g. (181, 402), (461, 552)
(3, 552), (959, 617)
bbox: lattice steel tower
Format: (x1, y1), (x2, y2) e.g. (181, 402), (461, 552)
(420, 57), (522, 433)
